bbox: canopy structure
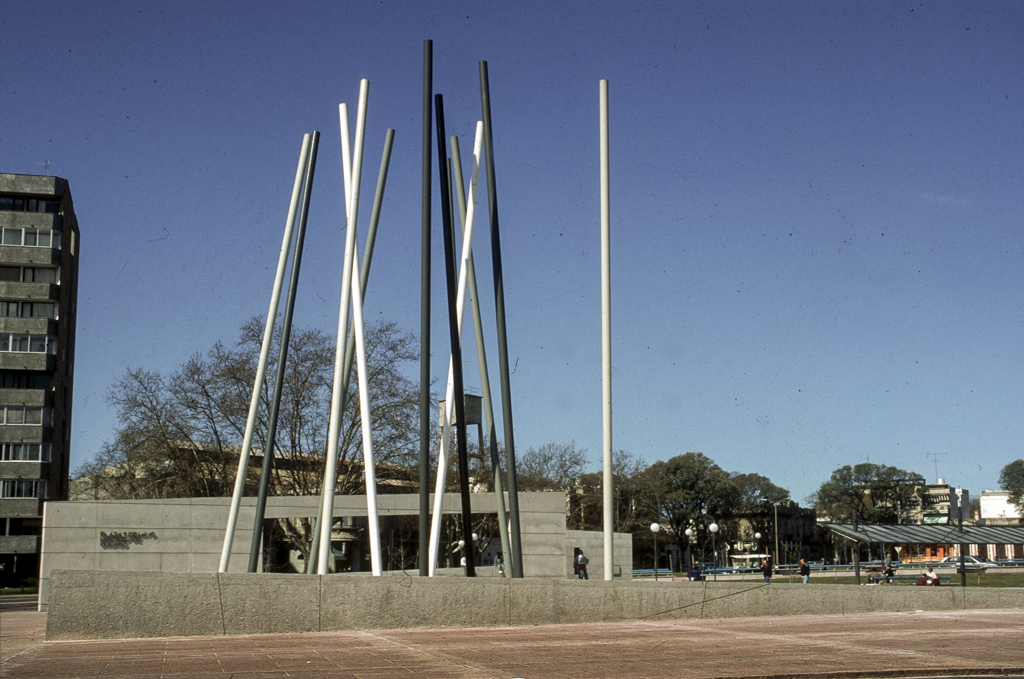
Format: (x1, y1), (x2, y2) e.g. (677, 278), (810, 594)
(822, 523), (1024, 545)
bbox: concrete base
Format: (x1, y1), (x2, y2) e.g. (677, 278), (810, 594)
(45, 569), (1024, 640)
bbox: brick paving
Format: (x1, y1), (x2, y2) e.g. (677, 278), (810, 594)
(3, 596), (1023, 678)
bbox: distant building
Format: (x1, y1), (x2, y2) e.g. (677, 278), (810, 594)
(908, 480), (970, 525)
(0, 173), (79, 588)
(978, 490), (1021, 522)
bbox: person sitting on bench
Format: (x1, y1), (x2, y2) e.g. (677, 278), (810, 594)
(916, 566), (940, 586)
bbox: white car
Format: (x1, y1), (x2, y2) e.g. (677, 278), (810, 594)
(938, 556), (998, 568)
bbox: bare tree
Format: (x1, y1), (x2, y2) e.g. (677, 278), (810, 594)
(73, 317), (423, 560)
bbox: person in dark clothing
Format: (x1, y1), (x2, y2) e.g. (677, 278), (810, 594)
(576, 551), (589, 580)
(799, 559), (811, 584)
(761, 558), (773, 584)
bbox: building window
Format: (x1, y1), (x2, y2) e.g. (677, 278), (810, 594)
(0, 196), (60, 213)
(0, 266), (60, 284)
(0, 334), (58, 354)
(0, 372), (52, 389)
(0, 301), (56, 319)
(0, 406), (51, 426)
(0, 443), (51, 462)
(0, 479), (48, 498)
(1, 228), (62, 249)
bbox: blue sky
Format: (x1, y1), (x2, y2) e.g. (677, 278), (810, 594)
(3, 0), (1021, 504)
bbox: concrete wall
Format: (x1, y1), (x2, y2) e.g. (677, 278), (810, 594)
(566, 529), (632, 579)
(45, 568), (1024, 641)
(40, 492), (609, 608)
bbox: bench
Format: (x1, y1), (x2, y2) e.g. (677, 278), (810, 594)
(632, 568), (670, 578)
(868, 574), (952, 585)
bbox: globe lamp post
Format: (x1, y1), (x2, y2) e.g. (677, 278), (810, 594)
(650, 523), (661, 581)
(709, 522), (720, 581)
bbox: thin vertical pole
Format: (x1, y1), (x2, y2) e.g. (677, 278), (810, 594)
(599, 79), (614, 580)
(248, 131), (320, 572)
(219, 133), (312, 573)
(449, 133), (512, 573)
(479, 61), (524, 578)
(418, 39), (434, 577)
(435, 93), (475, 577)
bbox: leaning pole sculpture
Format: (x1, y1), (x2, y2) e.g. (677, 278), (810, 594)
(600, 79), (614, 579)
(219, 133), (315, 573)
(434, 93), (477, 577)
(449, 135), (513, 573)
(247, 131), (320, 572)
(317, 81), (385, 575)
(479, 61), (524, 577)
(427, 122), (485, 575)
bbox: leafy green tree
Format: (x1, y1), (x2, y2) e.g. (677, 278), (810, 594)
(649, 453), (739, 559)
(998, 460), (1024, 514)
(730, 472), (790, 539)
(811, 463), (925, 524)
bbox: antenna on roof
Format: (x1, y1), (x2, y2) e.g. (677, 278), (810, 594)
(36, 159), (51, 176)
(926, 452), (948, 483)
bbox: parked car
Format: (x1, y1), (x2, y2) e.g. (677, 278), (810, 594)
(938, 556), (997, 569)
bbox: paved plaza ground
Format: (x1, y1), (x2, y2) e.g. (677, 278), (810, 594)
(2, 595), (1023, 678)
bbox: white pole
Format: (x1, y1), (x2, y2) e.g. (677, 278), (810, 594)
(349, 260), (381, 574)
(219, 134), (312, 573)
(318, 81), (369, 575)
(599, 80), (614, 580)
(427, 122), (484, 575)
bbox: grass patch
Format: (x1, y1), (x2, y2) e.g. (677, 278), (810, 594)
(0, 587), (39, 596)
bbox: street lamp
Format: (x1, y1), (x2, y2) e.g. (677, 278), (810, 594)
(709, 522), (719, 581)
(650, 523), (661, 581)
(684, 528), (695, 577)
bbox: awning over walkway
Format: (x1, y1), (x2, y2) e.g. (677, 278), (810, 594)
(821, 523), (1024, 545)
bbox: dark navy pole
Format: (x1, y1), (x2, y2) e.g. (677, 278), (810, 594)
(435, 93), (475, 577)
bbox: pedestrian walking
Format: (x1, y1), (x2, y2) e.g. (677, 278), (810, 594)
(576, 551), (589, 580)
(761, 558), (773, 584)
(799, 558), (810, 584)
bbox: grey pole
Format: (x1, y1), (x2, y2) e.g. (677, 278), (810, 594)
(306, 130), (395, 574)
(435, 93), (475, 577)
(418, 39), (433, 577)
(450, 136), (513, 572)
(478, 61), (524, 578)
(220, 134), (312, 572)
(249, 132), (319, 573)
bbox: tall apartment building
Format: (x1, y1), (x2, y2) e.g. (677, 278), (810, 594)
(0, 174), (79, 587)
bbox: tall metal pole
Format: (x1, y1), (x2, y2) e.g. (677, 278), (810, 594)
(219, 134), (312, 573)
(418, 39), (433, 577)
(248, 131), (319, 572)
(435, 93), (475, 577)
(599, 79), (614, 580)
(479, 61), (524, 578)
